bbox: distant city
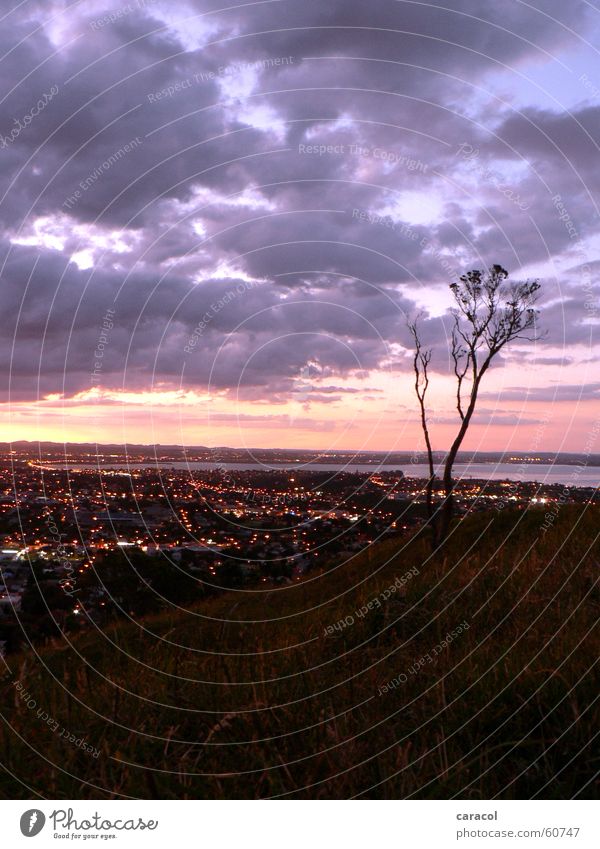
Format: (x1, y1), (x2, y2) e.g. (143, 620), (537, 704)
(4, 440), (600, 466)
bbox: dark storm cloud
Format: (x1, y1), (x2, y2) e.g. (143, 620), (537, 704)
(0, 0), (596, 406)
(0, 239), (413, 401)
(0, 7), (273, 229)
(202, 206), (428, 284)
(193, 0), (587, 85)
(489, 105), (600, 183)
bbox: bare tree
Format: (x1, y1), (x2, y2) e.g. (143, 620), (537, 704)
(408, 265), (542, 547)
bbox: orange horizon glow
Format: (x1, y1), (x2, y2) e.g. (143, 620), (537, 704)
(1, 398), (598, 455)
(1, 346), (598, 453)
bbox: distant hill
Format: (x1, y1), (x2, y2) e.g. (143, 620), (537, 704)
(2, 440), (600, 466)
(0, 506), (598, 799)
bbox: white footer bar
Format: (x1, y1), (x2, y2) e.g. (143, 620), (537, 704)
(0, 800), (597, 848)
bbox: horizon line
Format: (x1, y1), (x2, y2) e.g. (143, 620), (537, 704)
(1, 439), (597, 458)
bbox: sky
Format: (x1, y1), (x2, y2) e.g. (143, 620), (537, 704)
(0, 0), (599, 453)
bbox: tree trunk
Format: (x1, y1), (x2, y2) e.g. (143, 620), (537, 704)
(433, 367), (488, 548)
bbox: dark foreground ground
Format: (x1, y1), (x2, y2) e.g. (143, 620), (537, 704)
(0, 506), (598, 799)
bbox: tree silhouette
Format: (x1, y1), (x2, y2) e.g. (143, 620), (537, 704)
(408, 265), (542, 547)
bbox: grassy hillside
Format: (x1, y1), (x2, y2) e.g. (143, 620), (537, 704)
(1, 506), (598, 799)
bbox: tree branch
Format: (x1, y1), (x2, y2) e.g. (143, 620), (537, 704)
(407, 318), (436, 520)
(408, 265), (543, 548)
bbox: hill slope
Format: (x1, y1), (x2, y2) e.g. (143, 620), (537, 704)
(1, 507), (598, 799)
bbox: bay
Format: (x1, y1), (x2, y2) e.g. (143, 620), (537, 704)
(47, 461), (599, 487)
